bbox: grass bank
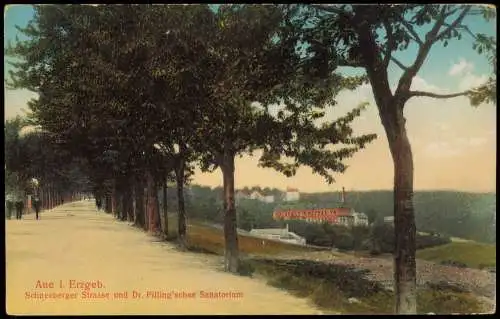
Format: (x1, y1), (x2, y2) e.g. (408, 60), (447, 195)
(240, 258), (485, 315)
(164, 216), (486, 314)
(165, 215), (318, 256)
(416, 242), (496, 269)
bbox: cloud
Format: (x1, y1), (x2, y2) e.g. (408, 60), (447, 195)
(436, 123), (451, 132)
(4, 88), (38, 121)
(410, 76), (445, 93)
(424, 141), (463, 158)
(449, 58), (474, 76)
(423, 136), (490, 159)
(456, 137), (488, 147)
(458, 73), (489, 91)
(446, 58), (489, 91)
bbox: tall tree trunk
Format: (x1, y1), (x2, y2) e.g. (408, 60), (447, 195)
(175, 159), (187, 249)
(134, 178), (145, 228)
(40, 188), (44, 210)
(143, 183), (149, 231)
(48, 186), (52, 209)
(162, 174), (169, 238)
(118, 190), (125, 221)
(125, 182), (134, 222)
(221, 150), (239, 273)
(44, 187), (47, 210)
(145, 171), (160, 233)
(111, 185), (117, 218)
(380, 106), (416, 314)
(154, 179), (161, 231)
(115, 180), (125, 221)
(105, 194), (112, 214)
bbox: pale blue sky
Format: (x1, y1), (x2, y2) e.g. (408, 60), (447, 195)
(3, 4), (497, 192)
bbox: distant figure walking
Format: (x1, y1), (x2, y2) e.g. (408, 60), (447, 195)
(96, 197), (103, 212)
(15, 198), (24, 220)
(33, 196), (42, 220)
(6, 193), (15, 219)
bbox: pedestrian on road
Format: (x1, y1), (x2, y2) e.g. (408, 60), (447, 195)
(6, 194), (16, 219)
(11, 186), (25, 219)
(15, 198), (24, 220)
(33, 196), (42, 220)
(96, 197), (102, 212)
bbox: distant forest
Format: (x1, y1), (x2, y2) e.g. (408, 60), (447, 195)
(161, 185), (496, 244)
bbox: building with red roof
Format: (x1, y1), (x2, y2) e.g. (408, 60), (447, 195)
(272, 207), (368, 227)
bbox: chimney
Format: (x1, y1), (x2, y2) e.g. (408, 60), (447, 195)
(341, 187), (346, 205)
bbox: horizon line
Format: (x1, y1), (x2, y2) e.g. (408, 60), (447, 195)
(185, 184), (496, 194)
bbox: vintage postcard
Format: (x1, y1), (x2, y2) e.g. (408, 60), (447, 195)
(4, 4), (496, 315)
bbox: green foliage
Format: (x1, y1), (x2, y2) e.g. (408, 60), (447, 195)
(5, 5), (376, 226)
(301, 190), (496, 244)
(369, 223), (452, 254)
(417, 242), (496, 269)
(248, 258), (484, 314)
(182, 186), (495, 246)
(4, 115), (90, 196)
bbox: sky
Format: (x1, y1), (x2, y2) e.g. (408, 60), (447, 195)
(3, 4), (497, 193)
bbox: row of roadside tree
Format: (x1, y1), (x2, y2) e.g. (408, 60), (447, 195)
(6, 4), (495, 314)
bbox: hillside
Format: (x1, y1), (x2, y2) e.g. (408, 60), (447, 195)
(300, 190), (496, 244)
(416, 242), (496, 269)
(163, 186), (496, 244)
(165, 215), (495, 314)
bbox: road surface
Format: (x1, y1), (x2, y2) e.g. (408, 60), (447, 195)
(6, 200), (324, 315)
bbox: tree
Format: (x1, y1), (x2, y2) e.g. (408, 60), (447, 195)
(144, 4), (216, 246)
(5, 5), (171, 229)
(193, 4), (376, 274)
(5, 116), (29, 181)
(237, 208), (255, 231)
(285, 4), (496, 313)
(193, 5), (295, 272)
(365, 209), (379, 224)
(4, 114), (89, 209)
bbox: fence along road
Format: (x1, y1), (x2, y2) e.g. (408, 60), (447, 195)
(6, 200), (324, 315)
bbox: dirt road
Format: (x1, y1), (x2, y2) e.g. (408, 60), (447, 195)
(6, 200), (323, 315)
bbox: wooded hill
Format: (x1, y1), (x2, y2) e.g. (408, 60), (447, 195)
(174, 186), (496, 244)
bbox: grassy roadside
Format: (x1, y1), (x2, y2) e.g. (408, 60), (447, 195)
(163, 216), (486, 314)
(239, 258), (484, 314)
(416, 242), (496, 269)
(165, 215), (320, 256)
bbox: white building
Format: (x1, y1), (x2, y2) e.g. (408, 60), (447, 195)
(384, 216), (395, 224)
(262, 195), (275, 203)
(236, 190), (275, 203)
(352, 212), (369, 227)
(249, 225), (306, 245)
(284, 187), (300, 202)
(250, 191), (263, 200)
(249, 191), (275, 203)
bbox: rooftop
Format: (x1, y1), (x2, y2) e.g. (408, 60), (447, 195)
(250, 228), (287, 235)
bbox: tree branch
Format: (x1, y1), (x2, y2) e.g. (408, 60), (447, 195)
(311, 4), (352, 17)
(409, 90), (469, 99)
(338, 60), (364, 68)
(382, 20), (395, 68)
(436, 6), (471, 41)
(394, 6), (449, 102)
(445, 23), (478, 40)
(443, 7), (461, 18)
(400, 20), (423, 46)
(391, 57), (409, 71)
